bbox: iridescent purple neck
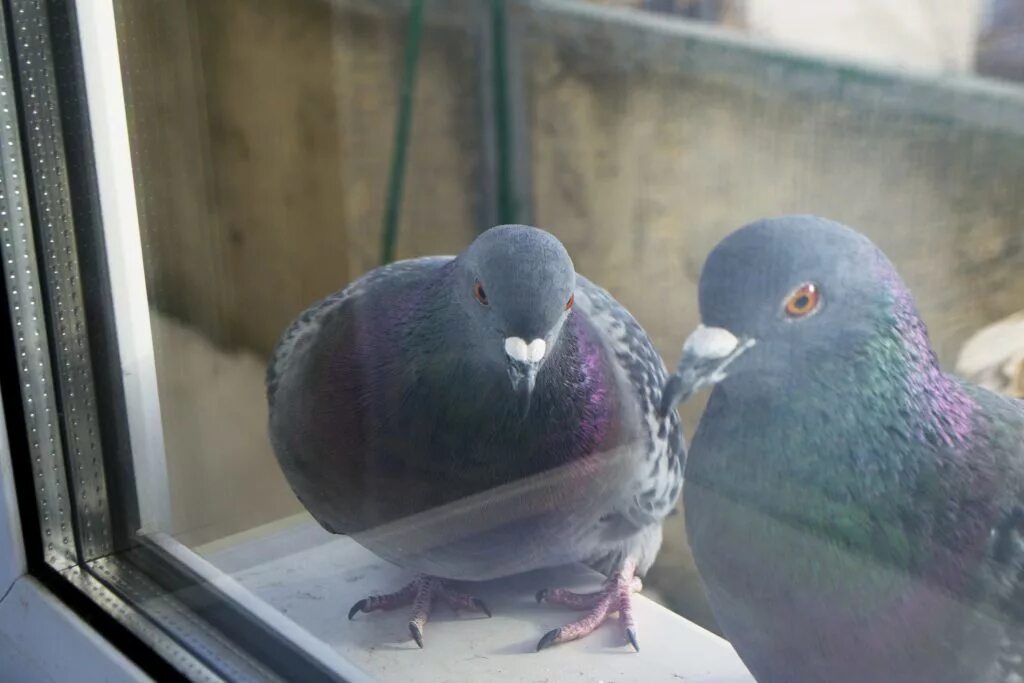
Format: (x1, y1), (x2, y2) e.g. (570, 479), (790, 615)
(555, 312), (616, 456)
(878, 257), (974, 448)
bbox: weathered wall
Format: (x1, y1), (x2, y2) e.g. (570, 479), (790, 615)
(117, 0), (484, 358)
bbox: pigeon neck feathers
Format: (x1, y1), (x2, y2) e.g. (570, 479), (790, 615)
(873, 256), (974, 449)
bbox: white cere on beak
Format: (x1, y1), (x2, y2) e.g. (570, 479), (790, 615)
(527, 338), (546, 363)
(684, 324), (740, 359)
(505, 336), (547, 363)
(505, 337), (528, 362)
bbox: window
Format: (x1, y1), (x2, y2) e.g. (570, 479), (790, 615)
(1, 1), (1022, 681)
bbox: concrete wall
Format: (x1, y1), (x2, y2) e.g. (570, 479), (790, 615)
(115, 0), (1024, 630)
(116, 0), (485, 356)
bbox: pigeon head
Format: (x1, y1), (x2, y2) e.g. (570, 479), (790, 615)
(660, 215), (920, 414)
(454, 224), (577, 417)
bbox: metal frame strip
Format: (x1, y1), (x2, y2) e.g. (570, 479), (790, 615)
(0, 0), (77, 571)
(8, 0), (113, 561)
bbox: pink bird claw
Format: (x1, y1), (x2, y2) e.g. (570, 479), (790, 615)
(349, 575), (491, 648)
(534, 559), (641, 652)
(347, 579), (418, 620)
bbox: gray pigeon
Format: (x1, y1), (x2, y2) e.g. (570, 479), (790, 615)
(660, 215), (1024, 683)
(267, 225), (683, 650)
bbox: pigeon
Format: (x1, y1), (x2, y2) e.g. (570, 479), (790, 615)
(659, 215), (1024, 683)
(266, 225), (683, 650)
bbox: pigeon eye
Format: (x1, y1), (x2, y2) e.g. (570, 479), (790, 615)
(785, 283), (820, 318)
(565, 293), (574, 311)
(474, 280), (489, 306)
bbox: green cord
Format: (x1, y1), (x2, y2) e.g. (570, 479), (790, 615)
(380, 0), (426, 265)
(380, 0), (517, 262)
(490, 0), (517, 226)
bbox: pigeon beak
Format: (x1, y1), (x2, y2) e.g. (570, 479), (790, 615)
(658, 325), (755, 418)
(508, 361), (538, 419)
(505, 336), (546, 419)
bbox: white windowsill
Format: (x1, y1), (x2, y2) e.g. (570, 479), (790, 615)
(197, 514), (754, 683)
(0, 576), (146, 683)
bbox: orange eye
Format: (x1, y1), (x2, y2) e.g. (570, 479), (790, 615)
(474, 281), (489, 306)
(785, 283), (820, 318)
(565, 293), (574, 311)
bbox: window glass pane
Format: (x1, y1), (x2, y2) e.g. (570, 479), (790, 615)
(109, 0), (1024, 680)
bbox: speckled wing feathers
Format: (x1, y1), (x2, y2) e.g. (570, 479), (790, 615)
(577, 278), (684, 534)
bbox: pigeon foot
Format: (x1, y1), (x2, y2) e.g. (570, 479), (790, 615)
(348, 575), (491, 648)
(535, 558), (641, 651)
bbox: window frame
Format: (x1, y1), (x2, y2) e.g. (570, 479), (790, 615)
(0, 1), (371, 680)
